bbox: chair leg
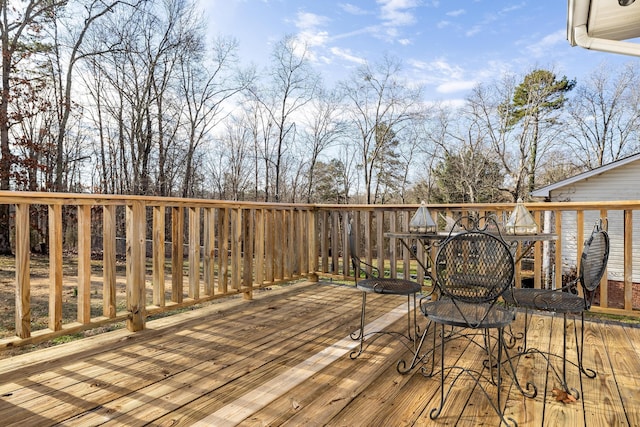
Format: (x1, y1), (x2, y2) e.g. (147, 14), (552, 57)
(412, 292), (420, 340)
(546, 314), (580, 399)
(349, 292), (367, 359)
(428, 324), (524, 426)
(396, 319), (435, 375)
(512, 312), (580, 400)
(484, 329), (498, 384)
(351, 291), (421, 360)
(576, 312), (596, 378)
(429, 323), (446, 421)
(406, 294), (412, 344)
(517, 308), (530, 353)
(497, 327), (503, 408)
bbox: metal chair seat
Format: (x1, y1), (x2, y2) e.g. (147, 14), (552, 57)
(356, 277), (421, 295)
(509, 288), (586, 313)
(423, 299), (515, 329)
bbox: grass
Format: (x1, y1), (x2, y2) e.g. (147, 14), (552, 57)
(0, 253), (299, 359)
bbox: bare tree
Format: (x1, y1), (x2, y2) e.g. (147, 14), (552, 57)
(206, 115), (253, 200)
(300, 88), (345, 203)
(85, 0), (206, 196)
(50, 0), (143, 192)
(179, 35), (249, 198)
(566, 62), (640, 169)
(427, 101), (506, 203)
(465, 70), (570, 202)
(340, 55), (423, 204)
(249, 35), (319, 202)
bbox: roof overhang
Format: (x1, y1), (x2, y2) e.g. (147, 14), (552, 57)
(567, 0), (640, 57)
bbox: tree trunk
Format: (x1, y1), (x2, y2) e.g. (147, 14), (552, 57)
(0, 16), (13, 255)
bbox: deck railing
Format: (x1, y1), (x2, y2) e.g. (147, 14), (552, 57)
(0, 191), (318, 349)
(0, 191), (638, 349)
(316, 202), (639, 317)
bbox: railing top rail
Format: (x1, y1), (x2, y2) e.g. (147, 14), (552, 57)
(0, 191), (317, 210)
(313, 200), (640, 211)
(2, 191), (640, 212)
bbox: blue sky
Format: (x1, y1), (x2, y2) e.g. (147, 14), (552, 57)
(200, 0), (639, 103)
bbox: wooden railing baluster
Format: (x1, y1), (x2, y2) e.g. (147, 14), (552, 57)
(78, 205), (91, 324)
(49, 204), (63, 329)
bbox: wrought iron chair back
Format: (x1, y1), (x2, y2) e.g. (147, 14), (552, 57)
(436, 229), (514, 305)
(347, 222), (379, 280)
(435, 216), (514, 313)
(579, 221), (610, 305)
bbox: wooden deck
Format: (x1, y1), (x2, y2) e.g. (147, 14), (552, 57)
(0, 281), (639, 426)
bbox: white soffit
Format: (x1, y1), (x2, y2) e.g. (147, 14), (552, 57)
(588, 0), (640, 40)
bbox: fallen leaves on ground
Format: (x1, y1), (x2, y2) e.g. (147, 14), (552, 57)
(552, 387), (578, 404)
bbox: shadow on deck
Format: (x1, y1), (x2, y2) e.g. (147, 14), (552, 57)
(0, 281), (639, 426)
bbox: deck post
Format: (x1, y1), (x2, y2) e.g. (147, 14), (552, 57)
(126, 200), (146, 332)
(15, 203), (30, 338)
(308, 209), (318, 282)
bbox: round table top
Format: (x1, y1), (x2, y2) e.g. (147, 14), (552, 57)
(385, 231), (557, 241)
(356, 277), (421, 295)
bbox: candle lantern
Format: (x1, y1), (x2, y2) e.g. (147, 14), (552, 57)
(505, 198), (538, 235)
(409, 201), (437, 233)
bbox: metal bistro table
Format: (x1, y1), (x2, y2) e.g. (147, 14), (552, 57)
(502, 232), (558, 262)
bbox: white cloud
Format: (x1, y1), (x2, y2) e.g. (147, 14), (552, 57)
(332, 26), (380, 40)
(465, 25), (482, 37)
(377, 0), (419, 27)
(526, 30), (566, 58)
(340, 3), (371, 15)
(431, 59), (465, 79)
(446, 9), (465, 17)
(293, 11), (330, 60)
(297, 30), (330, 49)
(295, 11), (329, 31)
(500, 2), (526, 14)
(436, 80), (477, 94)
(407, 58), (473, 92)
(330, 47), (367, 64)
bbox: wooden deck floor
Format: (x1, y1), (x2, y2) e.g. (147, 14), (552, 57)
(1, 281), (639, 426)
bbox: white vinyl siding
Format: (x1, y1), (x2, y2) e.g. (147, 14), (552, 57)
(548, 161), (640, 282)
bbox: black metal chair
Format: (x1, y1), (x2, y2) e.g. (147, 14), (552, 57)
(347, 222), (422, 359)
(421, 216), (536, 426)
(503, 219), (610, 399)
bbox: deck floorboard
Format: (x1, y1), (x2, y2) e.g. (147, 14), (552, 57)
(0, 281), (637, 426)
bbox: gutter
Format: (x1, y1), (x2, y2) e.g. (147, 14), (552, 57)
(574, 24), (640, 57)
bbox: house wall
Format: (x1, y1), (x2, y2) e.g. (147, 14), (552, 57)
(548, 160), (640, 284)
